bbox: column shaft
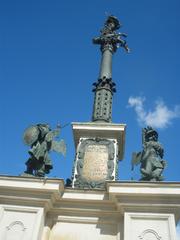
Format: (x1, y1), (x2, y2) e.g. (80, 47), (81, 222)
(99, 49), (113, 79)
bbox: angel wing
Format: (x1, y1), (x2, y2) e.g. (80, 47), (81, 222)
(45, 128), (60, 142)
(51, 140), (66, 156)
(131, 152), (142, 170)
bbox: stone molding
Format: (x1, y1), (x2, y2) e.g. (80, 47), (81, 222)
(72, 122), (126, 160)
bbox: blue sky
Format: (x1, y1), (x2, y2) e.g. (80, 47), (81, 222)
(1, 1), (180, 237)
(0, 0), (180, 184)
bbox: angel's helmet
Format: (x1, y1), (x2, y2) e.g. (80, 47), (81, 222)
(105, 15), (121, 31)
(144, 126), (158, 142)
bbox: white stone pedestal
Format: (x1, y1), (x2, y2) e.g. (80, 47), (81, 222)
(72, 122), (126, 160)
(71, 122), (126, 188)
(0, 176), (180, 240)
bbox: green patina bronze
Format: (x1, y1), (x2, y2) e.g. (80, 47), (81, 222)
(132, 126), (167, 181)
(22, 123), (66, 177)
(92, 16), (129, 122)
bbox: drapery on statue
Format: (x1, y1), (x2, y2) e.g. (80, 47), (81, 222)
(22, 123), (66, 177)
(132, 126), (166, 181)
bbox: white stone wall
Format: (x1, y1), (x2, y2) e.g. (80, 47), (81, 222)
(0, 176), (180, 240)
(124, 213), (177, 240)
(49, 221), (118, 240)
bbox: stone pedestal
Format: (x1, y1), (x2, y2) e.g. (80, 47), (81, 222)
(71, 122), (126, 189)
(0, 176), (180, 240)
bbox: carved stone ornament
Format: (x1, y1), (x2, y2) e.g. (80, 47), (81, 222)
(74, 138), (115, 189)
(139, 229), (162, 240)
(6, 221), (26, 231)
(5, 221), (26, 240)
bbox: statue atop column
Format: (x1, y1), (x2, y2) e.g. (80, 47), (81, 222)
(92, 16), (129, 122)
(132, 126), (167, 181)
(22, 123), (66, 177)
(72, 16), (128, 189)
(93, 15), (130, 54)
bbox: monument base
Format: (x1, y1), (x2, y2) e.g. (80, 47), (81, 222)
(71, 122), (126, 189)
(0, 176), (179, 240)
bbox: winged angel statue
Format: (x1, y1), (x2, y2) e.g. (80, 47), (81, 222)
(131, 126), (166, 181)
(22, 123), (66, 177)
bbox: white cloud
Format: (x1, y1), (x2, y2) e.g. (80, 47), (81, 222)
(128, 96), (180, 129)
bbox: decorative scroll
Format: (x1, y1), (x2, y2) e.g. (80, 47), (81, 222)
(139, 229), (162, 240)
(5, 221), (26, 240)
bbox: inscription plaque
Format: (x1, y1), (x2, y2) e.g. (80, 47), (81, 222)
(82, 144), (108, 181)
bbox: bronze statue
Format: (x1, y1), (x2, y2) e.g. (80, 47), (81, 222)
(22, 123), (66, 177)
(132, 126), (166, 181)
(93, 15), (130, 53)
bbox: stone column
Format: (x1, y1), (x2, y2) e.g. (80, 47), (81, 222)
(99, 46), (113, 79)
(92, 16), (129, 123)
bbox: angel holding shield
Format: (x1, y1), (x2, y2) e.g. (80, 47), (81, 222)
(131, 126), (166, 181)
(22, 123), (66, 177)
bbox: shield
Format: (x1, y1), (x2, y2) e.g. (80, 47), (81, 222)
(23, 125), (40, 146)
